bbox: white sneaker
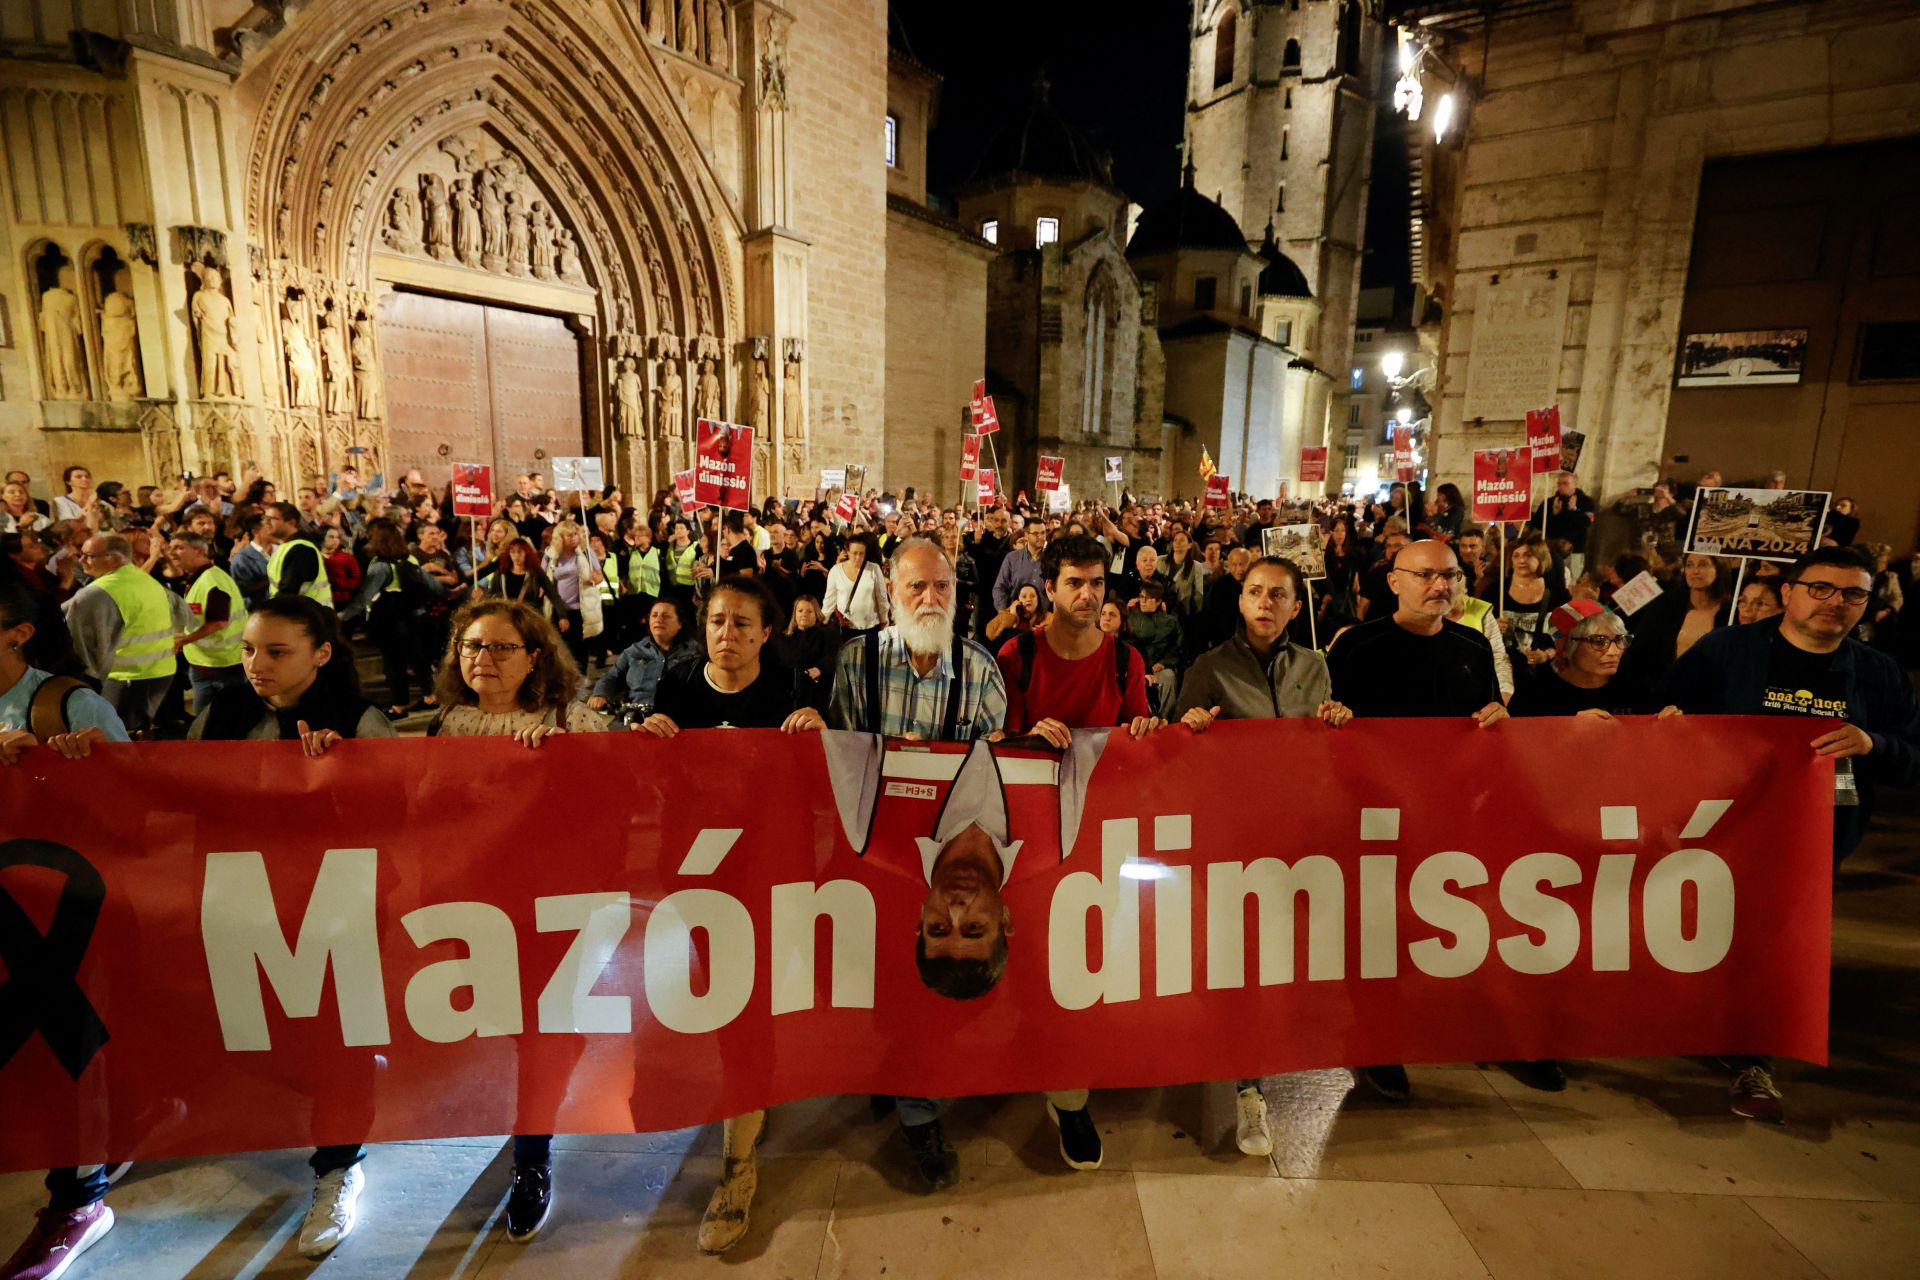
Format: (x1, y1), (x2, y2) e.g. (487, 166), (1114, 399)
(298, 1163), (365, 1259)
(1235, 1086), (1274, 1157)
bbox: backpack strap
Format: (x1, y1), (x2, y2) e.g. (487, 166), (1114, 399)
(27, 675), (85, 742)
(1015, 628), (1037, 693)
(941, 632), (967, 741)
(863, 627), (882, 735)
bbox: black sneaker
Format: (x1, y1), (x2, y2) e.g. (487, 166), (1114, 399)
(505, 1162), (552, 1242)
(869, 1094), (897, 1121)
(901, 1119), (958, 1192)
(1046, 1102), (1103, 1171)
(1361, 1065), (1412, 1101)
(1499, 1059), (1567, 1093)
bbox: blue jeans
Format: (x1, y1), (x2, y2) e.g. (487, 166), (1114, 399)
(187, 664), (247, 709)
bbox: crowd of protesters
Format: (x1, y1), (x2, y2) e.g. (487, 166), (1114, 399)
(2, 454), (1917, 1275)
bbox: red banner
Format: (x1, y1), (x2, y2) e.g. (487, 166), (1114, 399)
(1473, 447), (1533, 523)
(969, 379), (986, 430)
(450, 463), (492, 517)
(694, 419), (753, 510)
(959, 434), (980, 483)
(1036, 455), (1064, 492)
(1205, 474), (1231, 508)
(977, 468), (997, 507)
(1299, 446), (1328, 483)
(1393, 426), (1417, 483)
(0, 720), (1830, 1172)
(835, 492), (859, 523)
(672, 469), (702, 514)
(1527, 404), (1562, 473)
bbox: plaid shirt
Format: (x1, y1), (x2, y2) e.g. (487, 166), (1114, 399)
(829, 626), (1007, 741)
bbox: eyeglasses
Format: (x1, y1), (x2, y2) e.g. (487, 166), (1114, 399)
(1392, 568), (1465, 586)
(458, 640), (528, 659)
(1789, 581), (1871, 606)
(1570, 634), (1632, 652)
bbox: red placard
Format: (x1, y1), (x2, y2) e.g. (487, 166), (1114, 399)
(1205, 474), (1231, 508)
(969, 379), (986, 430)
(694, 419), (754, 511)
(959, 434), (980, 482)
(977, 467), (998, 506)
(977, 395), (1000, 436)
(0, 719), (1833, 1172)
(672, 469), (702, 513)
(1299, 446), (1328, 483)
(450, 462), (492, 517)
(1036, 455), (1065, 492)
(1393, 427), (1417, 483)
(1527, 405), (1562, 473)
(1472, 447), (1533, 522)
(835, 492), (859, 523)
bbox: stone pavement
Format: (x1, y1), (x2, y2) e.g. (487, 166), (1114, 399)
(4, 795), (1915, 1279)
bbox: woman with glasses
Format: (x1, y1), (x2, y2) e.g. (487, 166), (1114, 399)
(427, 598), (606, 1241)
(1511, 599), (1657, 719)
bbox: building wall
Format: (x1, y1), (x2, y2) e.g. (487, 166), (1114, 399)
(885, 56), (936, 204)
(1160, 326), (1308, 502)
(1419, 0), (1920, 547)
(883, 202), (989, 499)
(789, 0), (891, 475)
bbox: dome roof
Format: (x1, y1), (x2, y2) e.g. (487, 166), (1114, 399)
(1126, 169), (1252, 257)
(1257, 221), (1312, 298)
(967, 74), (1115, 189)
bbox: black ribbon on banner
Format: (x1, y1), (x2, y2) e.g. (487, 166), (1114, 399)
(0, 838), (110, 1079)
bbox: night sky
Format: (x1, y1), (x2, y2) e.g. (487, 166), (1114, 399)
(889, 1), (1411, 291)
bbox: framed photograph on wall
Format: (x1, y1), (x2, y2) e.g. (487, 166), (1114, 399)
(1676, 329), (1809, 387)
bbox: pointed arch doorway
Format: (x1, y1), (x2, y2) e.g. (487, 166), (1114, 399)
(376, 288), (588, 492)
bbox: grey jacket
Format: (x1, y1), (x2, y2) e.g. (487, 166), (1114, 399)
(1173, 629), (1331, 721)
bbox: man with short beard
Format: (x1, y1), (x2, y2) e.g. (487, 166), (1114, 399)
(827, 536), (1007, 1192)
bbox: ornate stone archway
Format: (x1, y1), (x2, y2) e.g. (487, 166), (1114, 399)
(236, 0), (744, 495)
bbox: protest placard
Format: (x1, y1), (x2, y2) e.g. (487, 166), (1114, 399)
(834, 492), (858, 522)
(1611, 570), (1663, 615)
(1527, 405), (1562, 474)
(977, 395), (1000, 435)
(694, 419), (753, 510)
(1205, 474), (1231, 508)
(1262, 523), (1326, 579)
(959, 434), (980, 482)
(550, 456), (604, 491)
(1684, 487), (1832, 563)
(977, 468), (997, 506)
(450, 462), (492, 517)
(969, 378), (986, 429)
(1558, 429), (1587, 475)
(819, 466), (847, 491)
(1036, 455), (1064, 492)
(1104, 456), (1124, 483)
(1299, 446), (1328, 483)
(672, 468), (701, 513)
(1473, 447), (1533, 522)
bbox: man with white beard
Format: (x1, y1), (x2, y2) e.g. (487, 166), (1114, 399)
(829, 537), (1007, 742)
(827, 536), (1007, 1191)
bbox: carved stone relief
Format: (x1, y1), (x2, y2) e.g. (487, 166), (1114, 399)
(317, 298), (351, 415)
(695, 355), (723, 422)
(615, 356), (645, 438)
(99, 291), (143, 402)
(350, 310), (383, 421)
(782, 338), (805, 443)
(745, 337), (770, 434)
(34, 250), (88, 401)
(189, 264), (240, 399)
(654, 336), (685, 440)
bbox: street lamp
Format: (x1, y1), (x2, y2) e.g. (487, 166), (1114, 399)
(1433, 92), (1457, 142)
(1380, 350), (1405, 381)
(1395, 404), (1414, 426)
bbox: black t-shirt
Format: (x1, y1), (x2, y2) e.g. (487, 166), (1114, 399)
(1759, 630), (1849, 720)
(1510, 666), (1652, 717)
(1327, 616), (1499, 719)
(656, 661), (794, 729)
(723, 541), (758, 575)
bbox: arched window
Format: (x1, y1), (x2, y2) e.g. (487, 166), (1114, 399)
(1212, 8), (1237, 89)
(1283, 39), (1301, 71)
(1082, 266), (1121, 436)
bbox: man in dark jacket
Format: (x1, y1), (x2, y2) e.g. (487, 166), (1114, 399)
(1663, 545), (1920, 1123)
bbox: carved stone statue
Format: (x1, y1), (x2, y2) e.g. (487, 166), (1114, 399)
(615, 357), (645, 438)
(284, 319), (320, 408)
(384, 183), (422, 252)
(190, 267), (240, 399)
(477, 167), (506, 267)
(37, 272), (87, 400)
(529, 202), (556, 279)
(350, 312), (383, 421)
(704, 0), (730, 68)
(746, 353), (770, 433)
(317, 306), (350, 415)
(99, 291), (143, 401)
(761, 19), (789, 107)
(144, 407), (183, 480)
(655, 358), (683, 439)
(504, 192), (530, 275)
(451, 176), (481, 266)
(420, 172), (453, 261)
(644, 0), (670, 42)
(783, 350), (804, 442)
(677, 0), (698, 55)
(696, 357), (723, 421)
(555, 227), (583, 282)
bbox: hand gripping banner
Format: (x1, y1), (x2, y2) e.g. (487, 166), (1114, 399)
(0, 718), (1831, 1172)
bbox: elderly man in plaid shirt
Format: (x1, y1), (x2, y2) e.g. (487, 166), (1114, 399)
(826, 535), (1005, 1192)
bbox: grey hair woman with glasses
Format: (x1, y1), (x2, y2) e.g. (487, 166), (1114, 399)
(1510, 599), (1662, 719)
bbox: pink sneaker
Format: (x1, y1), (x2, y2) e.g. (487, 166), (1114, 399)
(1, 1203), (114, 1280)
